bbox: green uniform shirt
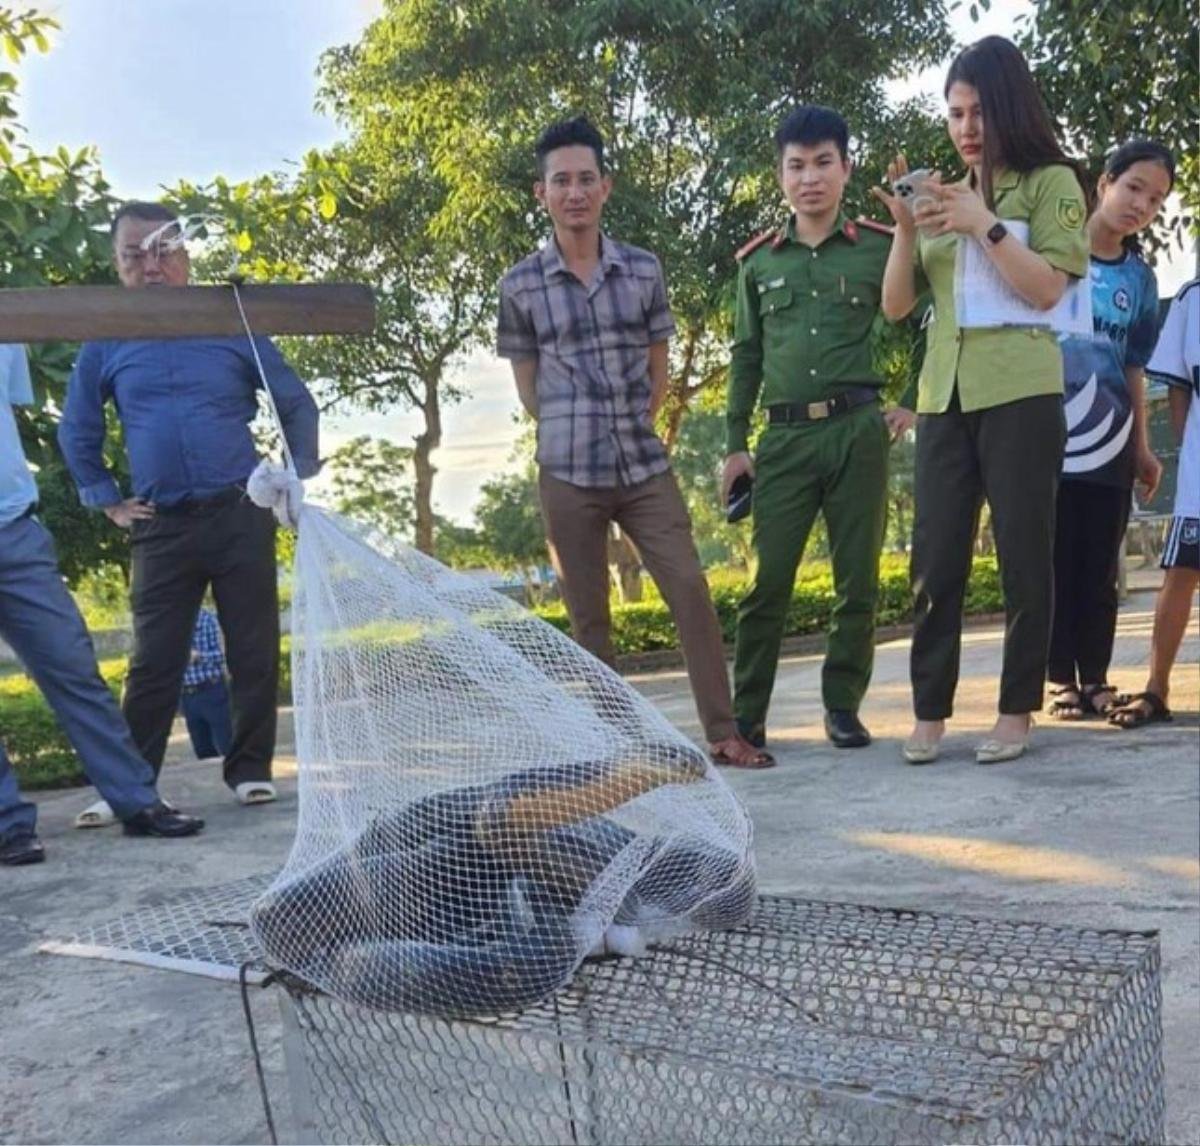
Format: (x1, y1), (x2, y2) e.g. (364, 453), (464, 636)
(726, 213), (893, 454)
(915, 164), (1089, 414)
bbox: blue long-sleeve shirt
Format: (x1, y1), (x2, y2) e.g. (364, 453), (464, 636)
(58, 336), (320, 509)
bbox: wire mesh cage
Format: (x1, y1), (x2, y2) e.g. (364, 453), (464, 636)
(276, 895), (1165, 1146)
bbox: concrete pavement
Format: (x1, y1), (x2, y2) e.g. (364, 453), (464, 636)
(1, 592), (1196, 1145)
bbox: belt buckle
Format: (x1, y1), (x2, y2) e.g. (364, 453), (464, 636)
(807, 401), (830, 420)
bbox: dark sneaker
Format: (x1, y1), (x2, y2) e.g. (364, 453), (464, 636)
(0, 831), (46, 865)
(122, 803), (205, 838)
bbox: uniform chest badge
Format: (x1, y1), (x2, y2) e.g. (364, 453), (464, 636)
(1113, 287), (1131, 312)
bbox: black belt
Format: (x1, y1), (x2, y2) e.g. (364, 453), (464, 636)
(766, 386), (879, 425)
(156, 486), (245, 516)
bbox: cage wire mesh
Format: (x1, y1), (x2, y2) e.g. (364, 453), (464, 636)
(250, 508), (756, 1018)
(277, 896), (1165, 1146)
(41, 875), (269, 978)
(40, 876), (1164, 1144)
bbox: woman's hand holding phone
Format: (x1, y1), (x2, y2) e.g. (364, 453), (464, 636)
(871, 154), (941, 238)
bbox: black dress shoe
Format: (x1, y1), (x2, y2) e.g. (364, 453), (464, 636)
(0, 831), (46, 865)
(735, 719), (767, 749)
(122, 803), (205, 838)
(825, 710), (871, 749)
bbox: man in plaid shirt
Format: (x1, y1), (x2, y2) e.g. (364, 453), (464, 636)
(179, 606), (232, 762)
(497, 116), (773, 768)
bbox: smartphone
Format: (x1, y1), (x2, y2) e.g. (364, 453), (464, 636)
(892, 168), (939, 231)
(726, 473), (754, 524)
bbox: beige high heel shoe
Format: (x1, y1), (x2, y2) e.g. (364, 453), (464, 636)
(975, 718), (1034, 764)
(902, 740), (941, 765)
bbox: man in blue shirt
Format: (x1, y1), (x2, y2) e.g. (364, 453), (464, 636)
(1, 344), (203, 865)
(59, 201), (320, 806)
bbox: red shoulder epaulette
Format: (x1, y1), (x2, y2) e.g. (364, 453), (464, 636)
(854, 217), (894, 238)
(735, 229), (780, 261)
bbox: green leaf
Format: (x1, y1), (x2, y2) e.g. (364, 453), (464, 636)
(318, 190), (338, 219)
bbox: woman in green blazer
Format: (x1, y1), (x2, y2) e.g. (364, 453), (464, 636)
(875, 36), (1089, 764)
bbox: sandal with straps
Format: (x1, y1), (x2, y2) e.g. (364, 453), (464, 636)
(1080, 683), (1128, 718)
(1046, 684), (1085, 720)
(1107, 691), (1173, 730)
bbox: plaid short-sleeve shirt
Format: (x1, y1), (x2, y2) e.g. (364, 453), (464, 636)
(496, 235), (676, 488)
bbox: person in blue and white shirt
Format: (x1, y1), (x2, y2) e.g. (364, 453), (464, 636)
(1108, 277), (1200, 728)
(179, 605), (233, 762)
(1047, 141), (1173, 721)
(0, 344), (203, 865)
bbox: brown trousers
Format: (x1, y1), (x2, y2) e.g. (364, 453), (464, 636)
(538, 469), (736, 743)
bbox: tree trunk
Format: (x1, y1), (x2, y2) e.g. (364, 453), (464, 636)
(412, 384), (442, 555)
(608, 525), (643, 603)
(662, 388), (691, 453)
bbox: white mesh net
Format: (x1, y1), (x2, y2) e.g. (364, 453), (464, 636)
(250, 508), (755, 1018)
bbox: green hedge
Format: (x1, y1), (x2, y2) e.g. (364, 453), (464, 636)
(2, 557), (1001, 789)
(1, 658), (125, 790)
(535, 555), (1001, 655)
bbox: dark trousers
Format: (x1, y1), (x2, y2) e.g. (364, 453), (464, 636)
(911, 392), (1065, 719)
(124, 497), (278, 787)
(180, 679), (234, 760)
(1048, 480), (1131, 685)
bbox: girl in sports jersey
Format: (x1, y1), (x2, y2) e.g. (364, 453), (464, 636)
(1107, 277), (1200, 728)
(1046, 140), (1174, 721)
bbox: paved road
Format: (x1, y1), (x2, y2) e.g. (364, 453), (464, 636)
(2, 593), (1196, 1145)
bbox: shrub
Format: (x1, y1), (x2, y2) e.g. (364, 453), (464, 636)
(542, 556), (1002, 650)
(3, 558), (1002, 789)
(0, 657), (124, 790)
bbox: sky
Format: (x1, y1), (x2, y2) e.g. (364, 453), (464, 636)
(12, 0), (1196, 522)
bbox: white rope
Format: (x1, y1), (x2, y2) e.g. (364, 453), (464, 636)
(230, 281), (298, 478)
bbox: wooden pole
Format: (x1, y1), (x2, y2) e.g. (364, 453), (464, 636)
(0, 283), (375, 343)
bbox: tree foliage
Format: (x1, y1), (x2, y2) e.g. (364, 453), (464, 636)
(474, 466), (549, 575)
(325, 434), (415, 539)
(0, 7), (131, 585)
(321, 0), (954, 445)
(1021, 0), (1199, 248)
(174, 131), (497, 558)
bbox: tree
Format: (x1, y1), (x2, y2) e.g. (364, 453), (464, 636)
(432, 516), (490, 568)
(321, 0), (952, 595)
(669, 401), (752, 571)
(1, 7), (130, 586)
(325, 434), (415, 539)
(474, 468), (549, 576)
(174, 145), (497, 557)
(1021, 0), (1199, 248)
(322, 0), (955, 447)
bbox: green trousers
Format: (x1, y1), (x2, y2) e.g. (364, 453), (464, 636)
(733, 403), (889, 727)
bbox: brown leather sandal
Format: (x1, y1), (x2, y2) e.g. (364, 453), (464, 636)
(710, 737), (776, 769)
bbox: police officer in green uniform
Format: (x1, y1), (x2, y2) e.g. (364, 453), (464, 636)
(722, 105), (914, 751)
